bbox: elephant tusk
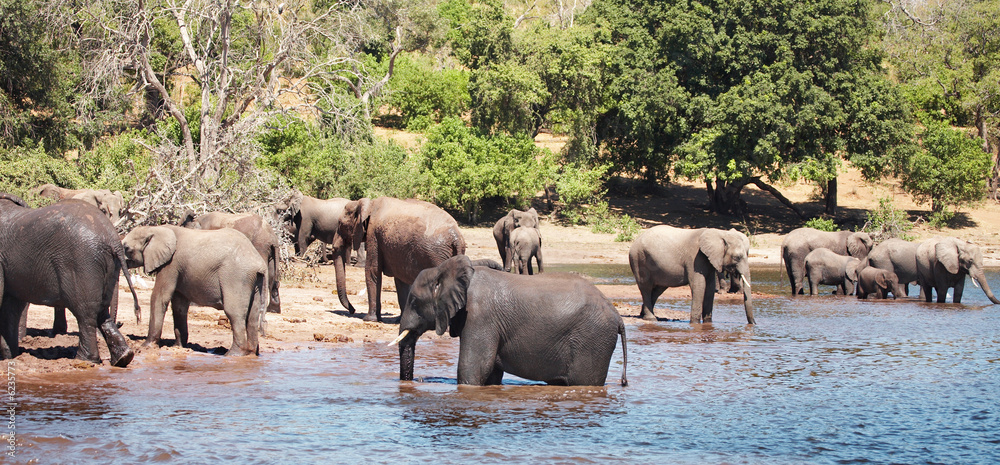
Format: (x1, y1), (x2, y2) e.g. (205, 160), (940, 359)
(972, 276), (981, 289)
(741, 275), (751, 289)
(388, 330), (410, 346)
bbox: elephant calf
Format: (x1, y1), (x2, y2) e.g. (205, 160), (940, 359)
(509, 225), (543, 275)
(804, 248), (860, 296)
(392, 255), (627, 386)
(857, 266), (899, 300)
(122, 225), (268, 356)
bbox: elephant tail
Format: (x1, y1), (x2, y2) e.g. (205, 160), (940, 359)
(618, 321), (628, 387)
(114, 244), (142, 324)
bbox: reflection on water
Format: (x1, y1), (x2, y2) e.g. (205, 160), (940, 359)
(11, 267), (1000, 464)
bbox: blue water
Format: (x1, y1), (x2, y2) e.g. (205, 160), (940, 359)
(10, 267), (1000, 464)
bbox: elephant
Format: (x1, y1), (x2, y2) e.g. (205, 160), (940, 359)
(35, 183), (125, 225)
(390, 255), (628, 386)
(509, 225), (543, 275)
(916, 237), (1000, 304)
(803, 248), (861, 295)
(122, 225), (268, 355)
(341, 197), (466, 322)
(781, 228), (873, 295)
(181, 210), (281, 314)
(629, 226), (755, 324)
(492, 208), (540, 272)
(866, 238), (920, 297)
(0, 194), (139, 366)
(857, 266), (899, 300)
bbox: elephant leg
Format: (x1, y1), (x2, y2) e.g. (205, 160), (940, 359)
(53, 306), (68, 335)
(526, 254), (534, 275)
(808, 276), (819, 296)
(73, 306), (102, 364)
(935, 283), (948, 303)
(363, 241), (382, 322)
(394, 278), (410, 315)
(456, 338), (501, 385)
(171, 295), (190, 348)
(535, 247), (543, 273)
(144, 279), (176, 348)
(0, 298), (27, 360)
(699, 273), (717, 323)
(638, 285), (666, 321)
(485, 357), (504, 386)
(953, 278), (965, 304)
(921, 283), (934, 302)
(98, 316), (134, 367)
(223, 303), (250, 356)
(690, 273), (712, 323)
(17, 304), (28, 340)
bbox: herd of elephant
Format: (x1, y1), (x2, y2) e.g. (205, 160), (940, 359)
(1, 185), (996, 387)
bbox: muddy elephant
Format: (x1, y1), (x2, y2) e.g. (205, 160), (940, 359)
(492, 208), (540, 272)
(35, 183), (125, 225)
(181, 210), (281, 314)
(122, 225), (268, 355)
(916, 237), (1000, 304)
(866, 238), (920, 297)
(857, 266), (899, 300)
(0, 194), (139, 366)
(509, 225), (543, 275)
(391, 255), (628, 386)
(781, 228), (873, 295)
(342, 197), (466, 322)
(629, 226), (755, 324)
(804, 248), (861, 296)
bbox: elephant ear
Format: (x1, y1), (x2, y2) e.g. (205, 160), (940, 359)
(847, 232), (872, 258)
(351, 198), (372, 248)
(935, 239), (961, 275)
(876, 270), (888, 288)
(143, 227), (178, 274)
(699, 229), (727, 273)
(433, 255), (474, 336)
(178, 208), (197, 228)
(72, 190), (101, 209)
(846, 259), (860, 281)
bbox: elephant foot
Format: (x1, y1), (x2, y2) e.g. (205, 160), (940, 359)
(639, 312), (658, 321)
(109, 347), (134, 367)
(73, 353), (100, 366)
(224, 347), (254, 356)
(362, 312), (380, 323)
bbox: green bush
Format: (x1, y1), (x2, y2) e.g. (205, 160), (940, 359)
(804, 217), (838, 232)
(900, 118), (990, 213)
(553, 162), (609, 223)
(335, 138), (426, 200)
(77, 129), (154, 195)
(385, 53), (470, 131)
(257, 119), (348, 199)
(0, 145), (86, 205)
(588, 201), (642, 242)
(862, 197), (914, 242)
(418, 117), (555, 222)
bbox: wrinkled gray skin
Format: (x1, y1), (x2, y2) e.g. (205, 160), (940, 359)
(509, 225), (543, 275)
(396, 255), (627, 386)
(916, 237), (1000, 304)
(342, 197), (466, 322)
(866, 238), (920, 297)
(274, 191), (361, 314)
(181, 210), (281, 315)
(804, 248), (861, 296)
(492, 208), (540, 272)
(857, 266), (899, 300)
(35, 183), (125, 225)
(629, 226), (755, 324)
(0, 194), (139, 366)
(782, 228), (873, 295)
(122, 225), (268, 355)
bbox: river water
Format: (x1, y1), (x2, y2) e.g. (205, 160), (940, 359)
(10, 266), (1000, 464)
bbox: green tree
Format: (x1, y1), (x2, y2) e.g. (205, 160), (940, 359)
(585, 0), (912, 216)
(382, 52), (470, 131)
(901, 118), (991, 214)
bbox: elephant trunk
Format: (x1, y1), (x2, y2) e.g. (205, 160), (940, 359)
(399, 339), (416, 381)
(737, 261), (755, 324)
(334, 247), (356, 314)
(971, 266), (1000, 305)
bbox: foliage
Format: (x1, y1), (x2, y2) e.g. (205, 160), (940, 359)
(900, 118), (990, 212)
(383, 53), (470, 131)
(804, 217), (838, 232)
(0, 0), (79, 153)
(335, 138), (426, 200)
(469, 61), (549, 135)
(0, 146), (85, 205)
(77, 129), (155, 195)
(861, 197), (914, 242)
(587, 201), (642, 242)
(418, 117), (555, 222)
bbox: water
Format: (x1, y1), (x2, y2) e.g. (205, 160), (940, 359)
(10, 266), (1000, 464)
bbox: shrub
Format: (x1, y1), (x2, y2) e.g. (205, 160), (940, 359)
(804, 217), (838, 232)
(900, 118), (990, 213)
(257, 119), (348, 199)
(553, 162), (609, 223)
(588, 201), (642, 242)
(862, 197), (914, 242)
(0, 145), (85, 205)
(384, 53), (470, 131)
(77, 129), (154, 195)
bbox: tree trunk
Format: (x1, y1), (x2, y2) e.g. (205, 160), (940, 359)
(707, 179), (748, 216)
(825, 177), (838, 215)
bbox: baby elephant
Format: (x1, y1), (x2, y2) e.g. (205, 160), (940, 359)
(122, 225), (268, 355)
(509, 225), (543, 275)
(804, 248), (861, 295)
(857, 266), (900, 300)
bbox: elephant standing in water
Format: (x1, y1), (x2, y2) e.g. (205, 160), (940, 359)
(857, 266), (899, 300)
(866, 238), (920, 297)
(493, 208), (540, 272)
(391, 255), (627, 386)
(181, 210), (282, 314)
(122, 225), (268, 355)
(341, 197), (466, 322)
(629, 226), (755, 324)
(35, 183), (126, 225)
(781, 228), (873, 295)
(804, 248), (860, 295)
(916, 237), (1000, 304)
(509, 225), (543, 275)
(0, 194), (139, 366)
